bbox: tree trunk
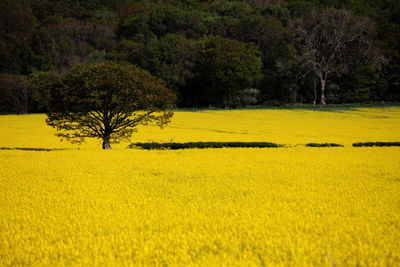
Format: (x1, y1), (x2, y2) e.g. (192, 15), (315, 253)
(102, 136), (112, 150)
(320, 79), (326, 105)
(224, 87), (230, 109)
(313, 79), (318, 105)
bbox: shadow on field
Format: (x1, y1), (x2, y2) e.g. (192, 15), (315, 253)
(0, 147), (67, 152)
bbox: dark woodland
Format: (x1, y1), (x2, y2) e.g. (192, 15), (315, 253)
(1, 0), (399, 113)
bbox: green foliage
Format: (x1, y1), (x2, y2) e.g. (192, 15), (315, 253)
(119, 13), (155, 42)
(209, 0), (252, 18)
(282, 1), (316, 18)
(140, 34), (199, 92)
(0, 74), (29, 114)
(263, 4), (291, 26)
(196, 36), (262, 107)
(147, 4), (188, 36)
(119, 4), (192, 39)
(0, 2), (41, 74)
(29, 71), (59, 111)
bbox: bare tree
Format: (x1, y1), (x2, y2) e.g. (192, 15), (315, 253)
(291, 8), (385, 105)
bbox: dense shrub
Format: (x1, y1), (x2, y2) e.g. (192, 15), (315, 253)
(128, 142), (282, 150)
(306, 143), (343, 147)
(352, 142), (400, 147)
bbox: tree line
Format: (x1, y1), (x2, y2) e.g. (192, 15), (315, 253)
(1, 0), (399, 113)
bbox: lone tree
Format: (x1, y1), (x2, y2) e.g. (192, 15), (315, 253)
(46, 62), (176, 149)
(291, 8), (384, 105)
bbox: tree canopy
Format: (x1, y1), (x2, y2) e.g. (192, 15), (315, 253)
(197, 36), (262, 108)
(46, 62), (176, 149)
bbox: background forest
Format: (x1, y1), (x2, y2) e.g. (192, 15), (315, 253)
(1, 0), (399, 113)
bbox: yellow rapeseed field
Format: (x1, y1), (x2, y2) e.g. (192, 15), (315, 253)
(0, 107), (399, 265)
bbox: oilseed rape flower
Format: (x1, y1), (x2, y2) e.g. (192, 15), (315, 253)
(0, 107), (399, 265)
